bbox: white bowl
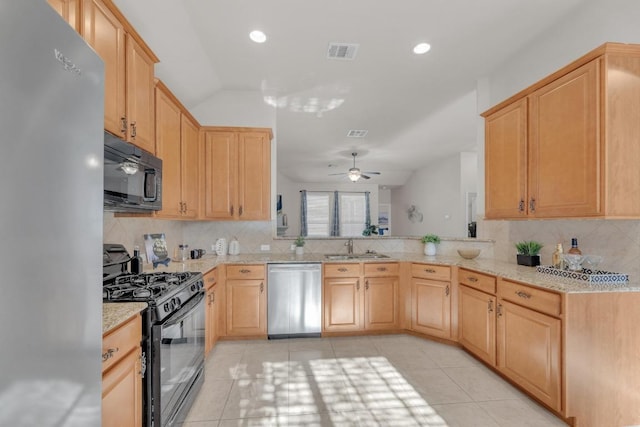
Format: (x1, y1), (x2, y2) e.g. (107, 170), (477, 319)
(457, 248), (481, 259)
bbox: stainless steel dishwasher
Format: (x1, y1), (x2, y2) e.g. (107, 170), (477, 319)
(267, 263), (322, 339)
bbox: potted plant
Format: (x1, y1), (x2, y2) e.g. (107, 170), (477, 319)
(515, 240), (543, 266)
(294, 236), (305, 255)
(421, 234), (440, 256)
(362, 224), (379, 236)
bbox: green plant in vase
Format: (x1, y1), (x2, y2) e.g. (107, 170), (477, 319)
(515, 240), (543, 266)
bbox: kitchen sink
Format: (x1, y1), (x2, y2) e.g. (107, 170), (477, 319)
(324, 253), (390, 260)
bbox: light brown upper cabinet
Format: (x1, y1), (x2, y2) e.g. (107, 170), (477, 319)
(82, 0), (158, 153)
(483, 42), (640, 219)
(47, 0), (80, 31)
(200, 127), (272, 220)
(154, 81), (200, 219)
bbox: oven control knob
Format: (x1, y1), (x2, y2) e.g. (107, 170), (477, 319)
(164, 302), (171, 312)
(190, 283), (197, 292)
(172, 297), (181, 308)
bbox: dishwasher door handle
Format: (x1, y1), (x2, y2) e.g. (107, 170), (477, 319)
(268, 265), (321, 273)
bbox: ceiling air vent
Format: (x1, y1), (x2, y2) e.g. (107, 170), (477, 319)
(347, 129), (368, 138)
(327, 43), (359, 60)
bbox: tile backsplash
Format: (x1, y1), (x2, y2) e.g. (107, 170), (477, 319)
(478, 218), (640, 282)
(104, 213), (640, 281)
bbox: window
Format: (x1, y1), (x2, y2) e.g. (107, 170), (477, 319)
(340, 193), (367, 237)
(301, 191), (370, 237)
(306, 192), (331, 237)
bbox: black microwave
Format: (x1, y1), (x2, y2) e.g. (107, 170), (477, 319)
(103, 132), (162, 212)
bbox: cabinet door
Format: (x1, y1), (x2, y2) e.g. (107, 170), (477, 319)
(323, 277), (363, 332)
(238, 131), (271, 220)
(497, 300), (561, 411)
(202, 131), (237, 219)
(181, 114), (200, 218)
(82, 0), (126, 138)
(155, 86), (183, 218)
(484, 98), (528, 219)
(102, 348), (142, 427)
(411, 278), (451, 338)
(528, 59), (600, 217)
(226, 279), (266, 336)
(47, 0), (79, 31)
(126, 35), (155, 153)
(458, 285), (496, 365)
(364, 277), (398, 330)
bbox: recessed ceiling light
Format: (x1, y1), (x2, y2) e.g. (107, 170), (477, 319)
(249, 30), (267, 43)
(413, 42), (431, 55)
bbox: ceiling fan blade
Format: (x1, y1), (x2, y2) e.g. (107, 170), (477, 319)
(360, 174), (371, 179)
(362, 171), (381, 175)
(328, 172), (348, 176)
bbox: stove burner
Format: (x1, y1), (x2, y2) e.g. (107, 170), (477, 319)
(103, 271), (201, 304)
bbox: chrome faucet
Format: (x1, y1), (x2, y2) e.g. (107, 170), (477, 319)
(345, 239), (354, 254)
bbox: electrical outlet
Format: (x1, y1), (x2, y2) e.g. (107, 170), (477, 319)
(260, 244), (270, 251)
(290, 244), (296, 251)
(211, 244), (216, 252)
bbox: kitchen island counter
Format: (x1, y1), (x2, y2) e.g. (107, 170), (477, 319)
(103, 302), (147, 334)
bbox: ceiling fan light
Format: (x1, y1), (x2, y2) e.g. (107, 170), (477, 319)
(348, 170), (360, 182)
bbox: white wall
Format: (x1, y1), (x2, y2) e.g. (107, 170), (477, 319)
(276, 172), (379, 237)
(392, 152), (476, 238)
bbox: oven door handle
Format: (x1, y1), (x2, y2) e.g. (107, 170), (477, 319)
(161, 292), (204, 327)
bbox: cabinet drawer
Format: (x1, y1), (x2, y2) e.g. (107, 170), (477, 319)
(226, 264), (265, 280)
(364, 262), (399, 277)
(204, 268), (217, 290)
(324, 263), (362, 278)
(411, 263), (450, 281)
(102, 314), (141, 373)
(459, 268), (497, 294)
(498, 279), (561, 317)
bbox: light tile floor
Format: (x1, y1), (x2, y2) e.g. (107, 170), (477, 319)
(182, 335), (567, 426)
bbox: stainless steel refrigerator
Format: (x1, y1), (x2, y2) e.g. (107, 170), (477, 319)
(0, 1), (104, 426)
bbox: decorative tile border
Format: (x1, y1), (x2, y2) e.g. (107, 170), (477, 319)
(537, 265), (629, 284)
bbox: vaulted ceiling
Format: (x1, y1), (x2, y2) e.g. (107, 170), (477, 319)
(113, 0), (587, 185)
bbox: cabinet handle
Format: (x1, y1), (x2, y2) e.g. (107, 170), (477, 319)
(212, 290), (215, 303)
(239, 205), (243, 216)
(467, 276), (478, 282)
(518, 199), (525, 212)
(365, 280), (369, 290)
(445, 285), (450, 296)
(338, 267), (348, 272)
(424, 268), (436, 273)
(356, 280), (360, 291)
(515, 290), (532, 299)
(230, 205), (234, 216)
(529, 198), (536, 212)
(488, 300), (493, 313)
(260, 282), (264, 293)
(376, 267), (387, 272)
(120, 117), (127, 134)
(102, 347), (119, 362)
(240, 269), (251, 274)
(207, 277), (216, 284)
(130, 121), (137, 138)
(497, 303), (503, 317)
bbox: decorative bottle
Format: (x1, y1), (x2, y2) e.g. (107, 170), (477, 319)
(568, 238), (582, 255)
(131, 245), (142, 274)
(552, 243), (564, 269)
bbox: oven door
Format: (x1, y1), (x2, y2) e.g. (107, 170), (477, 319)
(153, 291), (205, 427)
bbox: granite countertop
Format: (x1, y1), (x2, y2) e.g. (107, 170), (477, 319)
(103, 302), (147, 335)
(142, 252), (640, 294)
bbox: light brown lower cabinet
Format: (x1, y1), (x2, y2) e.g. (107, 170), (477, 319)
(225, 264), (266, 336)
(458, 284), (496, 365)
(102, 314), (142, 427)
(410, 263), (452, 338)
(323, 263), (399, 333)
(204, 268), (218, 357)
(497, 299), (561, 411)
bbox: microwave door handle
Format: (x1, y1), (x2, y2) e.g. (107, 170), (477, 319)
(143, 169), (158, 202)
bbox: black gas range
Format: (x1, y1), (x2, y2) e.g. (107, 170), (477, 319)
(103, 244), (205, 427)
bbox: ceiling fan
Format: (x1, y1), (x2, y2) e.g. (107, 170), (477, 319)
(329, 152), (381, 182)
